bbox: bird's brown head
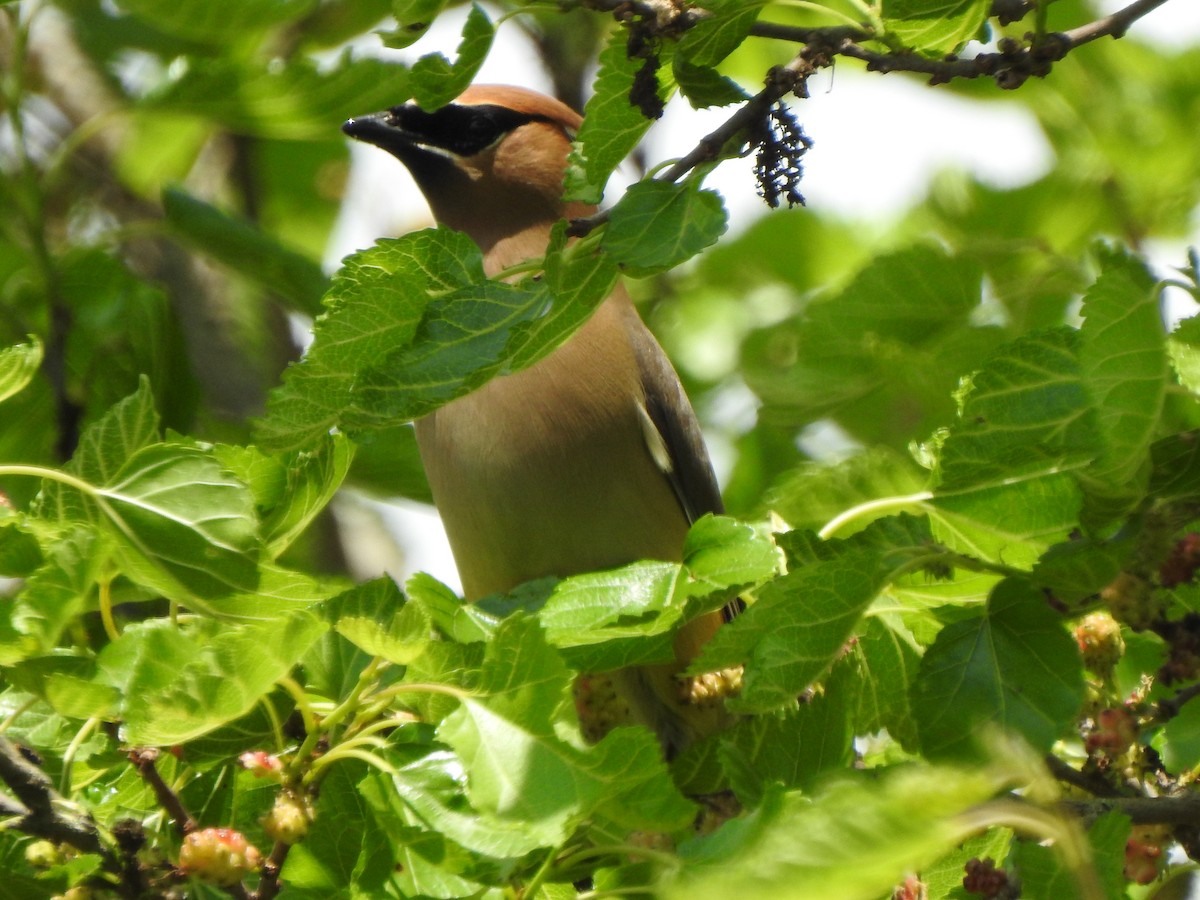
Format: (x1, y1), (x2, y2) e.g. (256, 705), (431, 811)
(343, 85), (587, 251)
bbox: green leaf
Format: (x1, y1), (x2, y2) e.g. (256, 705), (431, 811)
(849, 614), (923, 750)
(673, 58), (750, 109)
(719, 657), (855, 804)
(881, 0), (991, 55)
(88, 443), (263, 613)
(1009, 811), (1128, 900)
(281, 761), (397, 892)
(677, 1), (763, 67)
(533, 516), (775, 672)
(701, 516), (934, 712)
(323, 577), (434, 664)
(682, 515), (781, 596)
(162, 187), (329, 317)
(1075, 250), (1167, 525)
(503, 222), (620, 371)
(258, 229), (614, 452)
(565, 30), (674, 204)
(912, 577), (1085, 760)
(928, 471), (1082, 569)
(665, 764), (1008, 900)
(385, 746), (551, 857)
(115, 0), (315, 44)
(145, 56), (409, 140)
(602, 180), (728, 277)
(1159, 695), (1200, 773)
(743, 245), (988, 446)
(436, 616), (694, 842)
(66, 376), (160, 487)
(112, 612), (327, 744)
(6, 527), (99, 658)
(408, 3), (494, 110)
(1168, 315), (1200, 394)
(258, 432), (354, 555)
(928, 327), (1096, 567)
(935, 328), (1096, 490)
(1148, 431), (1200, 503)
(380, 0), (451, 48)
(0, 337), (42, 405)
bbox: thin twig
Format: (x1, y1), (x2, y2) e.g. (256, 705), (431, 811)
(753, 0), (1175, 88)
(251, 841), (293, 900)
(1155, 681), (1200, 722)
(129, 748), (197, 835)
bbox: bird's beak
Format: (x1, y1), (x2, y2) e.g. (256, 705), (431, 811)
(342, 111), (412, 153)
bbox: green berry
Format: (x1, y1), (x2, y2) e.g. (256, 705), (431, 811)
(24, 839), (63, 869)
(1075, 612), (1124, 675)
(262, 793), (312, 845)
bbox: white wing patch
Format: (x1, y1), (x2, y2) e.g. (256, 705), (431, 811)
(636, 400), (674, 476)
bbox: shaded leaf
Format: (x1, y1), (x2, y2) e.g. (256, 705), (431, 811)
(913, 578), (1085, 760)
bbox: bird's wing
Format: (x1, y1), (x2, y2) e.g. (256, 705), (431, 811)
(623, 305), (725, 525)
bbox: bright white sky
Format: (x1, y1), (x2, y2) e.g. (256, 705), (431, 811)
(329, 1), (1200, 590)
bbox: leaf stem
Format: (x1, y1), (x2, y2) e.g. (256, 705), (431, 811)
(818, 491), (933, 538)
(522, 840), (567, 900)
(59, 717), (99, 795)
(955, 799), (1104, 900)
(98, 574), (120, 642)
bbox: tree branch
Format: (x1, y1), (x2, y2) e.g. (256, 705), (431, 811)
(0, 737), (105, 854)
(1044, 754), (1124, 799)
(749, 0), (1175, 89)
(129, 748), (197, 835)
(1060, 793), (1200, 827)
(562, 0), (1173, 233)
(1154, 680), (1200, 722)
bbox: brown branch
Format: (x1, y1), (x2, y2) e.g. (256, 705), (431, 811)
(1155, 680), (1200, 722)
(129, 748), (197, 835)
(751, 0), (1176, 89)
(251, 840), (293, 900)
(1044, 754), (1124, 799)
(563, 0), (1172, 234)
(0, 737), (106, 854)
(1060, 792), (1200, 827)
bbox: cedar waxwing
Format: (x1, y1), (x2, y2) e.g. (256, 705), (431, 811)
(343, 85), (730, 753)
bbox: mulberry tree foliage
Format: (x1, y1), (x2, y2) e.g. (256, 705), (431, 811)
(2, 0), (1200, 898)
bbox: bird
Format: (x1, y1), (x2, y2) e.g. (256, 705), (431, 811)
(342, 84), (732, 754)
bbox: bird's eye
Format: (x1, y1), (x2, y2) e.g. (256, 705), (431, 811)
(466, 115), (500, 144)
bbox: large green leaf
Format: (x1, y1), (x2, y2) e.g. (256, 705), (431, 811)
(700, 516), (935, 712)
(565, 30), (675, 204)
(111, 612), (327, 744)
(1076, 250), (1167, 525)
(258, 228), (616, 451)
(881, 0), (991, 55)
(665, 764), (1007, 900)
(436, 616), (695, 843)
(115, 0), (315, 44)
(912, 577), (1085, 760)
(602, 180), (728, 277)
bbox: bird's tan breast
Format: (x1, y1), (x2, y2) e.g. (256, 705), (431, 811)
(415, 297), (688, 600)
